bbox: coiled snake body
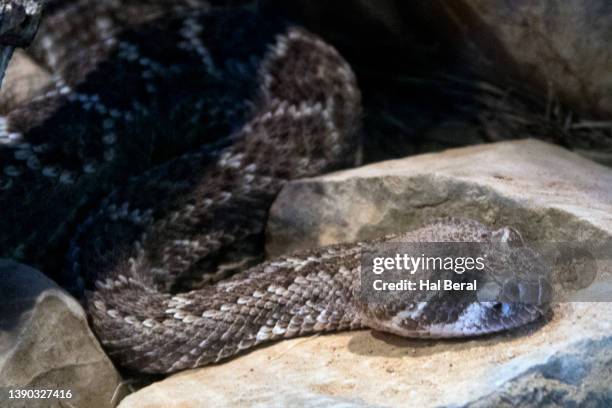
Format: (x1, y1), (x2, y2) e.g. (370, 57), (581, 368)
(1, 1), (545, 374)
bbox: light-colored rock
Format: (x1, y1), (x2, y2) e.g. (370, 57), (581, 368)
(0, 50), (51, 109)
(0, 260), (126, 408)
(464, 336), (612, 407)
(121, 140), (612, 408)
(440, 0), (612, 116)
(267, 139), (612, 255)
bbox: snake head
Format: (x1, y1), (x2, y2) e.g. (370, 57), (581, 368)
(355, 222), (551, 338)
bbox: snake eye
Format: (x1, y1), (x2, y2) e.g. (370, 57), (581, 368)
(492, 302), (503, 312)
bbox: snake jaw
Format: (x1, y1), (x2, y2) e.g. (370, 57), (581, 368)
(412, 301), (544, 338)
(361, 301), (544, 339)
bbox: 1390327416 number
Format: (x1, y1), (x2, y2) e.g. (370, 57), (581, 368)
(8, 389), (73, 399)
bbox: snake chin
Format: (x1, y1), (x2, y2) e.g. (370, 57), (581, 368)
(363, 301), (544, 339)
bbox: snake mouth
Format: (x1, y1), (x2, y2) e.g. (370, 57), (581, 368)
(363, 301), (546, 339)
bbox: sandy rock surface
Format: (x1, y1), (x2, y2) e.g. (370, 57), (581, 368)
(0, 260), (126, 408)
(120, 140), (612, 407)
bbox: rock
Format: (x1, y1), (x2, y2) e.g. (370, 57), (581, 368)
(463, 336), (612, 407)
(267, 139), (612, 256)
(0, 50), (51, 109)
(0, 259), (126, 408)
(120, 139), (612, 407)
(438, 0), (612, 116)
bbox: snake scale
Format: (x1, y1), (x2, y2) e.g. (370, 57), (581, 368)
(0, 1), (546, 374)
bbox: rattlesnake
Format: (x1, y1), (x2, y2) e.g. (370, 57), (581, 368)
(1, 1), (547, 374)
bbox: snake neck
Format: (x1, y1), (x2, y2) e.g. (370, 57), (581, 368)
(88, 243), (365, 373)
